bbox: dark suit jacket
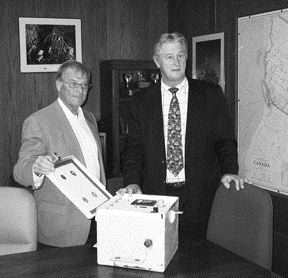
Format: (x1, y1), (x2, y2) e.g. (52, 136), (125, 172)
(123, 78), (238, 225)
(14, 100), (106, 247)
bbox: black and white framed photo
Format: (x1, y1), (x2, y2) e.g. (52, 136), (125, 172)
(19, 17), (82, 73)
(192, 32), (225, 91)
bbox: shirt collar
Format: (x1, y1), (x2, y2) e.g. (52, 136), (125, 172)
(161, 77), (188, 94)
(57, 98), (84, 120)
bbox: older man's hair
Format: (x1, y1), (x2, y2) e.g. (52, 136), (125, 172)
(56, 60), (91, 81)
(153, 32), (188, 59)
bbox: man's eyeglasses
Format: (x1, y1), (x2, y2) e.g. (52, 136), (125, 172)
(62, 81), (92, 90)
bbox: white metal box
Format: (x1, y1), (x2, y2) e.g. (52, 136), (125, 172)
(96, 193), (179, 272)
(47, 156), (179, 272)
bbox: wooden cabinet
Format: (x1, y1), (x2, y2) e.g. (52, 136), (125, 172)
(99, 60), (159, 178)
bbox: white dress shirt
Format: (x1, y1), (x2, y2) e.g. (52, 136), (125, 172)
(161, 77), (189, 183)
(33, 98), (100, 188)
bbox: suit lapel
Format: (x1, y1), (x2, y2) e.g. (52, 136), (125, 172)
(83, 111), (101, 148)
(149, 84), (165, 155)
(185, 80), (205, 154)
(83, 111), (106, 184)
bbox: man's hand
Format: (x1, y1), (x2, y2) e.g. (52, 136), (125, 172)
(116, 184), (142, 196)
(221, 174), (250, 191)
(33, 155), (55, 176)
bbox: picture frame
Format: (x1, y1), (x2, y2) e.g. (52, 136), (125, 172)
(192, 32), (225, 91)
(19, 17), (82, 73)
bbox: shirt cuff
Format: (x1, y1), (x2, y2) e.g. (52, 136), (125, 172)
(32, 164), (44, 189)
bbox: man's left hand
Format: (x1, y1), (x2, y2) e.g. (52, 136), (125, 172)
(221, 174), (248, 191)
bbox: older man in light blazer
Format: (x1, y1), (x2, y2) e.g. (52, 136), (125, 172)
(14, 60), (105, 248)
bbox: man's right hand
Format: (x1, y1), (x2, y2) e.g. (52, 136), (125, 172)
(33, 155), (55, 177)
(116, 184), (142, 196)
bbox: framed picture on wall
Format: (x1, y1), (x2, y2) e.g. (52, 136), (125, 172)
(19, 17), (82, 73)
(192, 32), (225, 91)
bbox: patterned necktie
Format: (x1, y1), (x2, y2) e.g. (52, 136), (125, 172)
(166, 87), (184, 176)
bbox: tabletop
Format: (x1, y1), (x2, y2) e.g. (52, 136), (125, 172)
(0, 240), (282, 278)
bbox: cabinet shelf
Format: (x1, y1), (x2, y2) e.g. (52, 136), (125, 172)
(100, 59), (159, 177)
(119, 97), (132, 103)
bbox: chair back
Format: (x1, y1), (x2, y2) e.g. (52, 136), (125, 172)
(0, 187), (37, 255)
(207, 183), (273, 270)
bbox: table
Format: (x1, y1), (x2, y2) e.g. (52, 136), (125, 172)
(0, 240), (282, 278)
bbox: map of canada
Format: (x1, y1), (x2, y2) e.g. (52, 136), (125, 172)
(238, 11), (288, 194)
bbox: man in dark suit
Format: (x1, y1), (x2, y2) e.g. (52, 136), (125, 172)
(120, 32), (244, 241)
(14, 60), (105, 248)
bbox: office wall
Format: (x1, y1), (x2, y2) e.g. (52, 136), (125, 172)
(167, 0), (288, 276)
(168, 0), (288, 121)
(0, 0), (167, 187)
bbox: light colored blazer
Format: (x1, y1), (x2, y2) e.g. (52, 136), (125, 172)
(13, 100), (106, 247)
